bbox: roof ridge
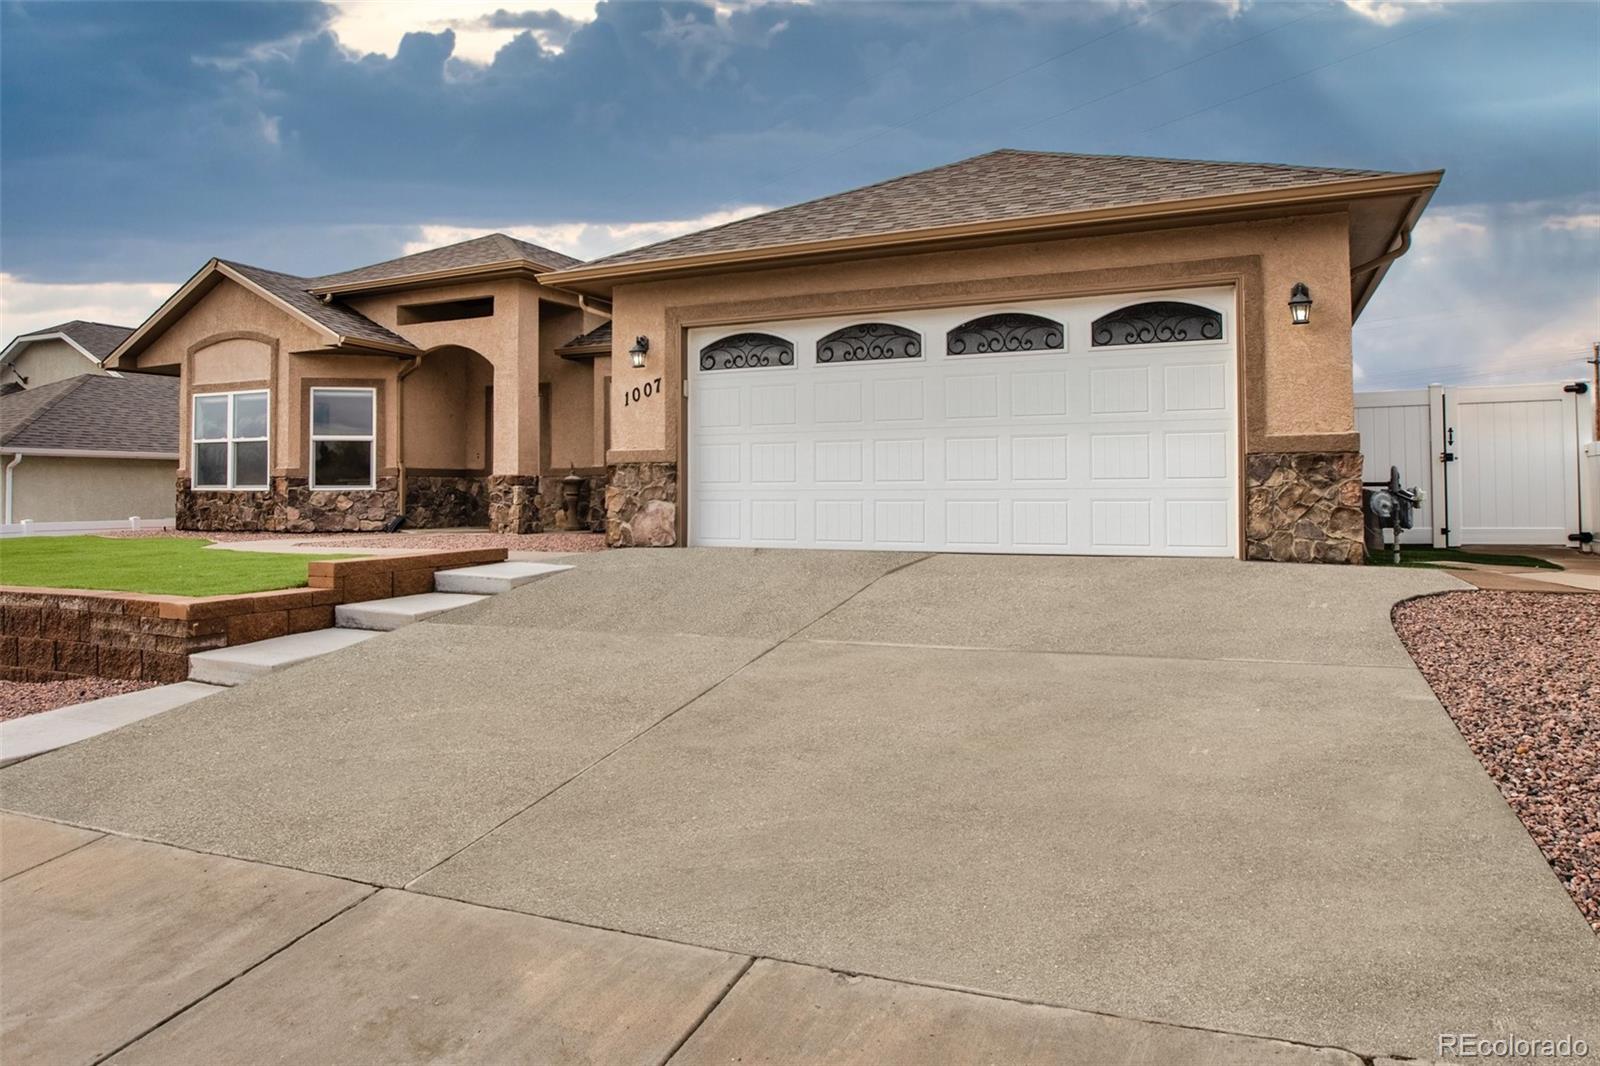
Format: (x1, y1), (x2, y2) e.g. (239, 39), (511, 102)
(1, 374), (87, 446)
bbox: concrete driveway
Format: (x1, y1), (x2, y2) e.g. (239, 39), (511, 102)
(2, 550), (1596, 1063)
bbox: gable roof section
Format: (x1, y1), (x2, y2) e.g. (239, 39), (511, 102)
(309, 233), (583, 295)
(2, 320), (134, 368)
(540, 150), (1443, 312)
(219, 261), (416, 350)
(1, 373), (179, 456)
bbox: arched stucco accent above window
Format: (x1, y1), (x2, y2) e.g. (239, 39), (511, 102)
(816, 323), (922, 364)
(700, 332), (794, 371)
(1091, 301), (1223, 347)
(946, 313), (1064, 356)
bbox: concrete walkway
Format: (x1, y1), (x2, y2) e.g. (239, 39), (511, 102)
(1, 550), (1595, 1063)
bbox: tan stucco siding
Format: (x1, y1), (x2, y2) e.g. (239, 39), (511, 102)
(190, 336), (272, 385)
(605, 212), (1355, 459)
(6, 339), (104, 389)
(4, 455), (177, 523)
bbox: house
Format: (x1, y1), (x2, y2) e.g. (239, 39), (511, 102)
(1, 373), (179, 526)
(107, 150), (1442, 562)
(1, 320), (133, 393)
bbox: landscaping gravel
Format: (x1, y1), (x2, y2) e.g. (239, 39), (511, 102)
(99, 530), (607, 553)
(1393, 591), (1599, 932)
(1, 679), (157, 720)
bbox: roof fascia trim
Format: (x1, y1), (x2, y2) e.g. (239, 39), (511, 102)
(0, 332), (103, 368)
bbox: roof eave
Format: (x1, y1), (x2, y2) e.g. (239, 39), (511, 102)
(1350, 181), (1439, 322)
(0, 446), (179, 460)
(1, 332), (102, 367)
(538, 170), (1446, 297)
(308, 259), (562, 298)
(555, 343), (611, 359)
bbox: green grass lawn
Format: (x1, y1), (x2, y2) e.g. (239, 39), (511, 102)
(0, 536), (360, 597)
(1365, 546), (1562, 570)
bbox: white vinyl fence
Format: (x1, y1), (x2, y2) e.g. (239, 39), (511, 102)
(0, 516), (175, 539)
(1356, 381), (1595, 548)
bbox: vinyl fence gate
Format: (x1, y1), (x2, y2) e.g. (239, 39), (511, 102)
(1355, 381), (1595, 547)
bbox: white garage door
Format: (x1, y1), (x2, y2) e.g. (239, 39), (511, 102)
(687, 287), (1237, 556)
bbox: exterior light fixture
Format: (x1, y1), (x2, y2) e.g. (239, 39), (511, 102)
(629, 336), (649, 368)
(1288, 283), (1313, 326)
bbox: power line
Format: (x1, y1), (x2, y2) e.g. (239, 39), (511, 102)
(1139, 23), (1430, 135)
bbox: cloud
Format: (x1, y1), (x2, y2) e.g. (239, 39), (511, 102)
(326, 1), (598, 63)
(1544, 212), (1600, 232)
(1340, 1), (1446, 26)
(0, 275), (177, 343)
(401, 205), (771, 261)
(1354, 198), (1600, 389)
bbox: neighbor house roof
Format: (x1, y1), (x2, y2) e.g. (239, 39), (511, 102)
(540, 149), (1442, 315)
(2, 320), (135, 368)
(309, 233), (583, 295)
(555, 320), (612, 356)
(1, 372), (179, 456)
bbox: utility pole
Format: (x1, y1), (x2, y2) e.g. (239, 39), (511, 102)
(1591, 341), (1599, 439)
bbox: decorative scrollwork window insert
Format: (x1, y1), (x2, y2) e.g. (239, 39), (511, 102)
(700, 332), (795, 371)
(1091, 301), (1222, 347)
(816, 323), (922, 364)
(946, 313), (1064, 356)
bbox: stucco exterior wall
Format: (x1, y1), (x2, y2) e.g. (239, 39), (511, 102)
(3, 455), (177, 522)
(603, 211), (1356, 461)
(6, 339), (105, 390)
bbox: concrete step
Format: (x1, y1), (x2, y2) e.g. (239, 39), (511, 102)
(335, 592), (486, 632)
(1, 681), (226, 766)
(189, 628), (379, 687)
(433, 561), (572, 594)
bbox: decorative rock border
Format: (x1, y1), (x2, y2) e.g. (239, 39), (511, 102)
(0, 547), (507, 685)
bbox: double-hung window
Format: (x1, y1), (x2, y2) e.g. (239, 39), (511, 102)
(192, 390), (269, 490)
(310, 387), (376, 490)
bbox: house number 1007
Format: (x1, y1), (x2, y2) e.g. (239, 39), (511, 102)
(623, 378), (663, 406)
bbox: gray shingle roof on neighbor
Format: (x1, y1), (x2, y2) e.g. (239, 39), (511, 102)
(557, 320), (612, 351)
(311, 233), (583, 291)
(1, 373), (179, 454)
(569, 149), (1399, 271)
(221, 261), (419, 352)
(8, 320), (134, 360)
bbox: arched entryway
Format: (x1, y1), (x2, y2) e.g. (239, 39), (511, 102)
(399, 345), (495, 527)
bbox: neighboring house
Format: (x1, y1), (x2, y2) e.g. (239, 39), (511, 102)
(1, 320), (133, 393)
(1, 373), (180, 526)
(108, 149), (1442, 563)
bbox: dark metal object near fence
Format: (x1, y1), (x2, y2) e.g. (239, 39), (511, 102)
(1362, 465), (1424, 562)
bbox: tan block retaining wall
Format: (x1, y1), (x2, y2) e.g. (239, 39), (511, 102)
(0, 548), (506, 685)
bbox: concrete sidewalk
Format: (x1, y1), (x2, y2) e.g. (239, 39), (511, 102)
(0, 816), (1380, 1065)
(1, 550), (1594, 1063)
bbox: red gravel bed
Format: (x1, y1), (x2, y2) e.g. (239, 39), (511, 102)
(1393, 591), (1599, 932)
(1, 679), (157, 720)
(96, 530), (607, 552)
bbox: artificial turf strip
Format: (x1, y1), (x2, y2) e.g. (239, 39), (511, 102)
(0, 536), (359, 597)
(1365, 546), (1562, 570)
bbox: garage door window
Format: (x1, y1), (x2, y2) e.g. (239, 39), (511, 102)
(1092, 301), (1222, 347)
(700, 332), (794, 371)
(946, 312), (1064, 356)
(817, 323), (921, 364)
(192, 390), (269, 491)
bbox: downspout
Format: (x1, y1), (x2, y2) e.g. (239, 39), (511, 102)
(1350, 225), (1412, 280)
(4, 452), (21, 525)
(395, 352), (426, 520)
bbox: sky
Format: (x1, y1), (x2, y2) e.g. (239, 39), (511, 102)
(1, 0), (1596, 390)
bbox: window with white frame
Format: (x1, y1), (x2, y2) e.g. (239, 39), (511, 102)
(310, 387), (376, 490)
(192, 390), (269, 490)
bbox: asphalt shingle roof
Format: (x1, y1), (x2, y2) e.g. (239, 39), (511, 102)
(1, 373), (179, 454)
(221, 261), (419, 351)
(573, 149), (1397, 271)
(312, 233), (582, 290)
(557, 320), (612, 351)
(7, 320), (134, 361)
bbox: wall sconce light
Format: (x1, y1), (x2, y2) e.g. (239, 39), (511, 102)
(629, 336), (649, 368)
(1288, 283), (1313, 326)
